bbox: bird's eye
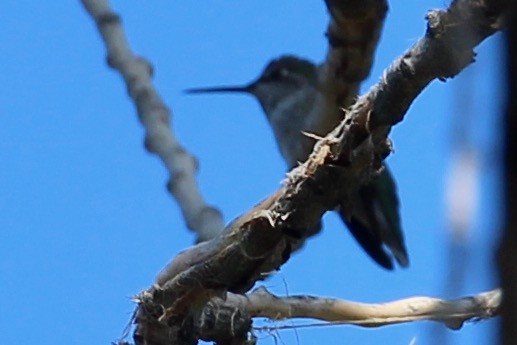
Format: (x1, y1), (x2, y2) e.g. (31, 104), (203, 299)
(268, 68), (289, 81)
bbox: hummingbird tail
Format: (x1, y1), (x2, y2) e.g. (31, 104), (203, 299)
(339, 213), (395, 269)
(337, 167), (409, 270)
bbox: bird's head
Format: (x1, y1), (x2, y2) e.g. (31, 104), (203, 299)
(185, 55), (318, 116)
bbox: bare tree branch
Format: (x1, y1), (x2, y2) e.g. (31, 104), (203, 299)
(222, 287), (500, 330)
(80, 0), (224, 242)
(81, 0), (508, 343)
(320, 0), (387, 106)
(151, 287), (500, 342)
(131, 1), (507, 344)
(154, 0), (507, 300)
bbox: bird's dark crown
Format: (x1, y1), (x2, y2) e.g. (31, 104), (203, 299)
(258, 55), (318, 87)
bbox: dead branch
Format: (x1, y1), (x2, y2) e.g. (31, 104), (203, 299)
(133, 1), (507, 344)
(159, 287), (500, 342)
(320, 0), (388, 106)
(222, 287), (500, 330)
(80, 0), (224, 242)
(81, 0), (508, 343)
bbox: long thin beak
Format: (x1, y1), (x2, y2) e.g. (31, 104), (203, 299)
(184, 83), (254, 94)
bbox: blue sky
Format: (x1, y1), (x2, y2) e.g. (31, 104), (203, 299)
(0, 1), (503, 344)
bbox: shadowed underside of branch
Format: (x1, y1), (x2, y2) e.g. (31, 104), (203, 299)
(81, 0), (508, 344)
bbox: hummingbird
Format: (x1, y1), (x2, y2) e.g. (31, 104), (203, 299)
(186, 56), (409, 270)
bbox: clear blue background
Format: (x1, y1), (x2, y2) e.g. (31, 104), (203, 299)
(0, 1), (503, 344)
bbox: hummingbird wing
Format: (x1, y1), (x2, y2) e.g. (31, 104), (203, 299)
(337, 166), (409, 270)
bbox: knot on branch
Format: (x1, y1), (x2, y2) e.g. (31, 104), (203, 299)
(132, 290), (198, 345)
(198, 297), (253, 344)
